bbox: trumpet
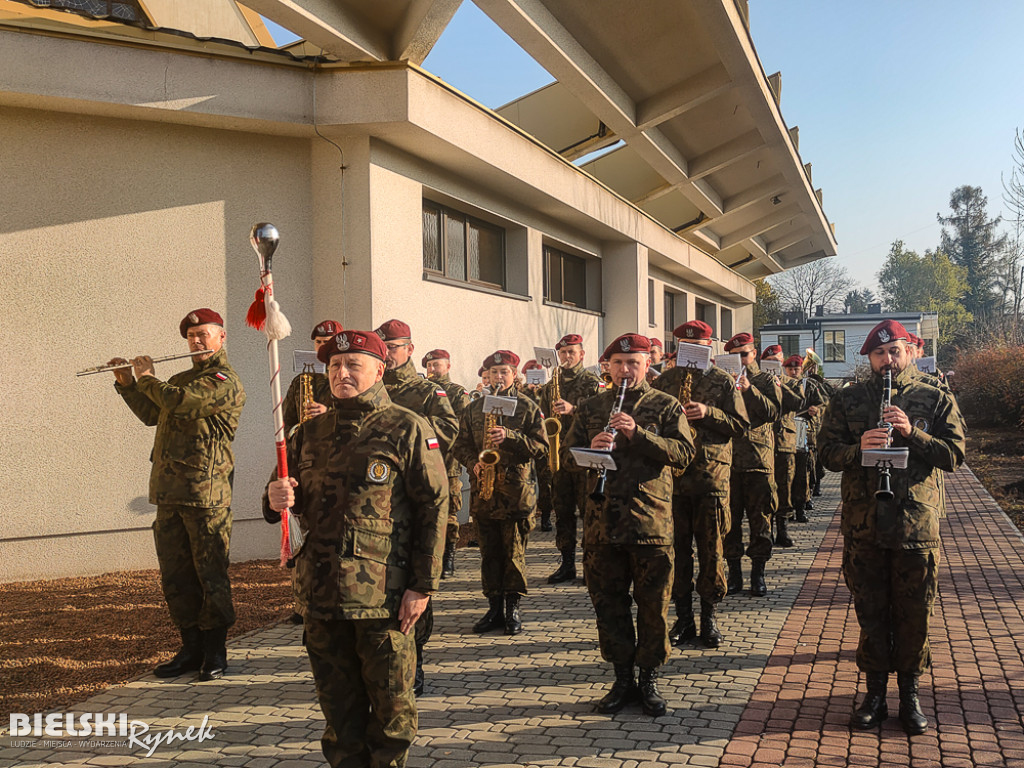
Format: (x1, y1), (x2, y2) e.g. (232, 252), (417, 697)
(590, 377), (630, 502)
(543, 366), (562, 473)
(479, 411), (501, 501)
(76, 349), (213, 377)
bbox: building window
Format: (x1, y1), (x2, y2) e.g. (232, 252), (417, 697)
(423, 202), (505, 290)
(720, 308), (733, 341)
(648, 279), (656, 326)
(664, 291), (677, 346)
(824, 330), (845, 362)
(544, 245), (600, 311)
(779, 334), (801, 358)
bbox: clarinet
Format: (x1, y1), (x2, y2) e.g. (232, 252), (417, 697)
(875, 368), (895, 501)
(589, 377), (631, 502)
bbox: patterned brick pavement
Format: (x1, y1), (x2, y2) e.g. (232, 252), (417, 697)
(2, 466), (1021, 768)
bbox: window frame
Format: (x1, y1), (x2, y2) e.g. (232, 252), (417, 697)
(824, 330), (846, 362)
(422, 201), (506, 291)
(778, 334), (801, 359)
(543, 244), (600, 312)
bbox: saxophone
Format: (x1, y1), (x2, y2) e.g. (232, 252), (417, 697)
(478, 411), (501, 501)
(543, 366), (562, 473)
(288, 362), (316, 438)
(678, 369), (697, 438)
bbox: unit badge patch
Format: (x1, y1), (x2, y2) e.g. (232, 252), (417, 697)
(188, 312), (199, 324)
(913, 418), (929, 433)
(620, 338), (630, 351)
(336, 334), (350, 351)
(645, 424), (659, 436)
(878, 329), (891, 343)
(367, 460), (390, 483)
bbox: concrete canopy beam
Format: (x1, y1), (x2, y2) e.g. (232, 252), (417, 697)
(635, 64), (732, 131)
(718, 202), (801, 250)
(688, 128), (764, 180)
(242, 0), (390, 61)
(765, 224), (814, 254)
(393, 0), (464, 63)
(721, 173), (786, 215)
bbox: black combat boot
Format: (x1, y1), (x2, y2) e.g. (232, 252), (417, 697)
(795, 506), (809, 523)
(473, 596), (505, 633)
(198, 627), (228, 681)
(637, 667), (667, 717)
(699, 599), (722, 648)
(727, 559), (743, 595)
(774, 513), (794, 547)
(897, 672), (929, 735)
(850, 671), (889, 729)
(504, 593), (523, 635)
(154, 626), (204, 678)
(540, 511), (552, 532)
(596, 664), (638, 714)
(669, 600), (697, 645)
(749, 560), (767, 596)
(547, 548), (577, 583)
(441, 543), (456, 579)
(413, 643), (425, 697)
(812, 484), (822, 497)
(805, 499), (814, 510)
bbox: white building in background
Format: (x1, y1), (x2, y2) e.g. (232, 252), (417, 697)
(759, 307), (938, 380)
(1, 0), (836, 580)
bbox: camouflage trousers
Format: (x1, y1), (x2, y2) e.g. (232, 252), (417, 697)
(536, 459), (553, 518)
(446, 474), (463, 547)
(672, 492), (728, 604)
(792, 450), (812, 511)
(304, 616), (416, 768)
(477, 517), (531, 597)
(774, 452), (796, 517)
(552, 467), (588, 552)
(584, 544), (673, 669)
(153, 505), (235, 630)
(843, 539), (940, 674)
(724, 470), (776, 562)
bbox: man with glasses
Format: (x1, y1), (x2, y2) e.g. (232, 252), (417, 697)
(375, 320), (459, 696)
(722, 333), (781, 597)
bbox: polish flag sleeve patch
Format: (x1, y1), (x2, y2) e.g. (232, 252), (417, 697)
(214, 372), (228, 381)
(426, 437), (440, 450)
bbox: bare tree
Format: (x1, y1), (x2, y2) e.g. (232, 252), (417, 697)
(1000, 128), (1024, 339)
(768, 258), (856, 318)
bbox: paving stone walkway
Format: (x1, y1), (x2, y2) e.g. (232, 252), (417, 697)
(2, 467), (1022, 768)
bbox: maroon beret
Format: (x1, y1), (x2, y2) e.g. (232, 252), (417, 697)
(374, 319), (411, 341)
(317, 330), (387, 364)
(859, 320), (909, 355)
(761, 345), (783, 360)
(916, 336), (926, 350)
(724, 332), (755, 352)
(483, 350), (520, 371)
(421, 349), (450, 367)
(522, 359), (543, 371)
(675, 320), (713, 341)
(784, 355), (804, 367)
(477, 366), (486, 377)
(603, 333), (652, 360)
(648, 337), (663, 348)
(555, 333), (584, 350)
(311, 320), (343, 340)
(179, 308), (224, 338)
(598, 354), (607, 364)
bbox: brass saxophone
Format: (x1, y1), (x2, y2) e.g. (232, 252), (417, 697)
(543, 366), (562, 473)
(478, 410), (501, 500)
(678, 369), (697, 438)
(288, 362), (316, 438)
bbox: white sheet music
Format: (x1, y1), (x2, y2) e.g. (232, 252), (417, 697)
(675, 343), (712, 371)
(292, 349), (325, 374)
(916, 356), (937, 374)
(525, 369), (547, 386)
(533, 347), (558, 369)
(570, 448), (617, 471)
(861, 447), (909, 469)
(716, 353), (744, 378)
(483, 394), (518, 417)
(761, 359), (782, 377)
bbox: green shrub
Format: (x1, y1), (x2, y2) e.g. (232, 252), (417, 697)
(952, 346), (1024, 427)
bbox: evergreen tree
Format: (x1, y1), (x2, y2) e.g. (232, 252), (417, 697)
(937, 186), (1007, 317)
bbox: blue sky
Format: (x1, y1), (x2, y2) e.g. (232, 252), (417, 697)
(265, 2), (1024, 293)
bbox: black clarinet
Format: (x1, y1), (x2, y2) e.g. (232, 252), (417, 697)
(875, 368), (895, 501)
(590, 377), (630, 502)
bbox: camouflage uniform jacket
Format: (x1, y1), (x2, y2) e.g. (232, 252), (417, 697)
(563, 381), (695, 546)
(428, 372), (472, 478)
(732, 362), (782, 472)
(818, 367), (965, 548)
(538, 362), (603, 435)
(383, 359), (459, 457)
(264, 381), (449, 620)
(797, 376), (828, 449)
(115, 347), (245, 508)
(283, 371), (332, 433)
(451, 386), (547, 520)
(652, 364), (748, 491)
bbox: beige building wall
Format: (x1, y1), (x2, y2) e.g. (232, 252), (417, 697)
(0, 106), (314, 581)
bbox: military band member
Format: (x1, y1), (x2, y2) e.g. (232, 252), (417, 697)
(522, 359), (553, 532)
(564, 334), (695, 717)
(453, 350), (547, 636)
(423, 348), (472, 578)
(110, 308), (245, 681)
(784, 354), (825, 523)
(265, 329), (448, 768)
(722, 333), (782, 597)
(647, 337), (665, 381)
(653, 320), (748, 648)
(818, 320), (965, 735)
(539, 334), (603, 583)
(283, 320), (342, 433)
